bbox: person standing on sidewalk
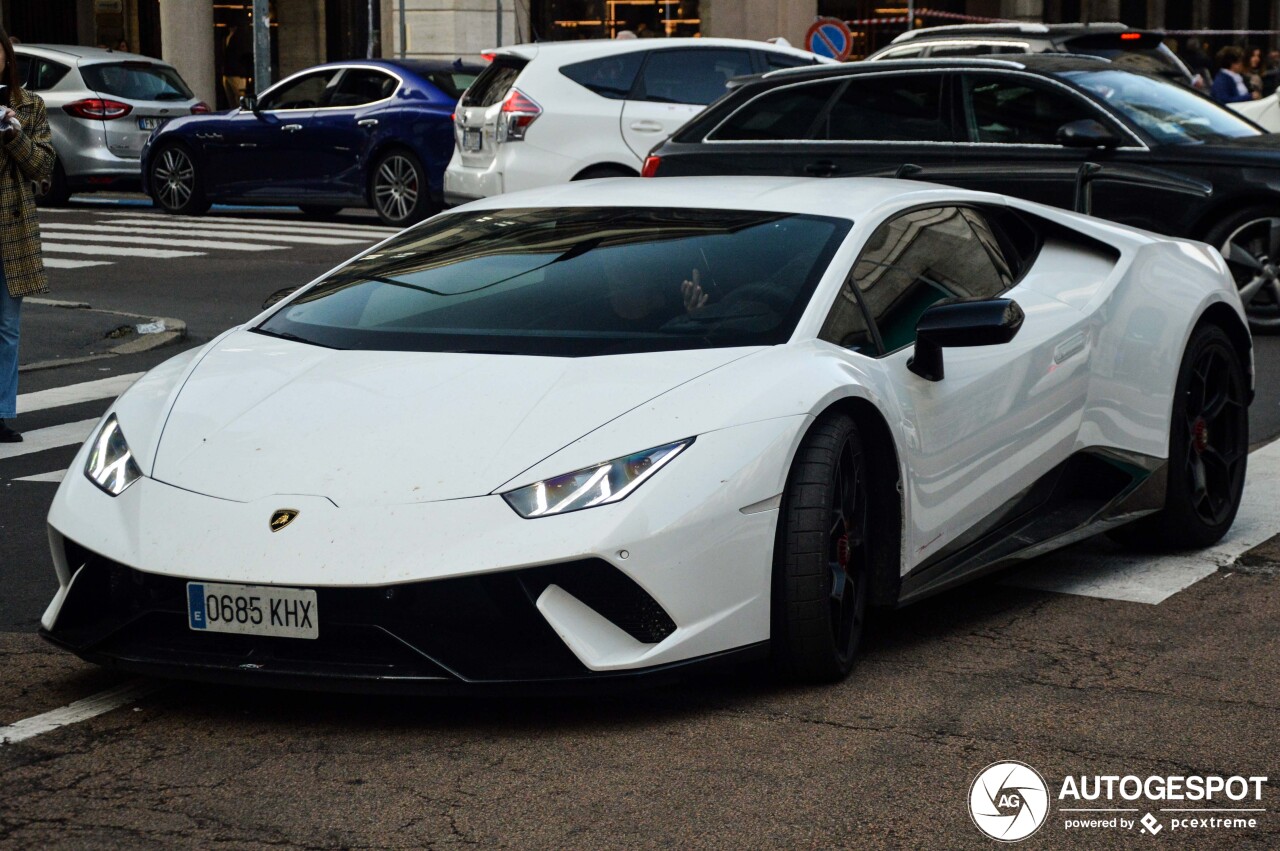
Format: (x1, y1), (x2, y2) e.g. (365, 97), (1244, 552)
(0, 25), (55, 443)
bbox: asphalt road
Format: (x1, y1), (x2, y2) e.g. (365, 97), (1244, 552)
(1, 198), (1278, 848)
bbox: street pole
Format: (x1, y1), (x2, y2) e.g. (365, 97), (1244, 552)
(497, 0), (503, 46)
(907, 0), (915, 31)
(399, 0), (408, 58)
(367, 0), (375, 58)
(252, 0), (271, 95)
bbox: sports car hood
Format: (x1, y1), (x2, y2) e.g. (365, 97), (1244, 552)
(148, 329), (757, 506)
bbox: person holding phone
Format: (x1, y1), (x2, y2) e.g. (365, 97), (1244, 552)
(0, 24), (55, 442)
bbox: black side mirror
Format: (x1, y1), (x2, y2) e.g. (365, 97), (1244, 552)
(239, 95), (258, 113)
(262, 286), (300, 310)
(1057, 119), (1120, 149)
(907, 298), (1025, 382)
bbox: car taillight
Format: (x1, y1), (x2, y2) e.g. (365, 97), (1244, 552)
(481, 52), (496, 63)
(499, 88), (541, 142)
(641, 155), (661, 178)
(190, 102), (212, 115)
(63, 98), (133, 120)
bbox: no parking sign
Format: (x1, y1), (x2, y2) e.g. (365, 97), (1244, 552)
(805, 17), (853, 62)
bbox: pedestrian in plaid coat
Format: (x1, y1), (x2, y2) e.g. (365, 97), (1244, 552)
(0, 24), (56, 442)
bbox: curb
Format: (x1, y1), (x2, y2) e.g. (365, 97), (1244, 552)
(19, 299), (188, 373)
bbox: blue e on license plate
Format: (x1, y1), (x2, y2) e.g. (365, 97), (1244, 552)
(187, 582), (318, 639)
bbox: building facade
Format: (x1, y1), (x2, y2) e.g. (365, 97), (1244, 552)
(3, 0), (1279, 105)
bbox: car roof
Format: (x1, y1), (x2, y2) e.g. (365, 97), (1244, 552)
(450, 175), (999, 221)
(891, 22), (1131, 43)
(15, 44), (176, 67)
(488, 37), (831, 65)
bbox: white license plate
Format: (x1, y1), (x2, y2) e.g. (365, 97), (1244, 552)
(187, 581), (318, 639)
(138, 117), (166, 131)
(463, 127), (482, 152)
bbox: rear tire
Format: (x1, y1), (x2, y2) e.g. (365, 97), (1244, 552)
(1110, 324), (1248, 550)
(149, 144), (211, 216)
(370, 149), (432, 227)
(36, 160), (71, 207)
(772, 413), (871, 682)
(572, 164), (637, 181)
(1204, 206), (1280, 333)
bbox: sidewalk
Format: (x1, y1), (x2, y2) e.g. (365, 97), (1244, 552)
(18, 299), (186, 372)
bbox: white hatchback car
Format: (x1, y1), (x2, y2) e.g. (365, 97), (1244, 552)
(443, 38), (828, 204)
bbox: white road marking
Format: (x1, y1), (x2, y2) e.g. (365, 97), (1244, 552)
(81, 210), (399, 234)
(41, 223), (368, 246)
(103, 218), (390, 240)
(43, 258), (114, 270)
(0, 681), (162, 746)
(37, 230), (286, 252)
(0, 418), (99, 461)
(1004, 439), (1280, 604)
(17, 372), (144, 415)
(43, 242), (203, 259)
(14, 470), (66, 483)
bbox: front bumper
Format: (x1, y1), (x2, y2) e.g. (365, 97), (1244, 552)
(43, 416), (806, 690)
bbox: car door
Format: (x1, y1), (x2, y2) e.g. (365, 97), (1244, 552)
(306, 66), (402, 201)
(619, 47), (755, 161)
(696, 70), (956, 180)
(818, 205), (1092, 584)
(206, 68), (339, 199)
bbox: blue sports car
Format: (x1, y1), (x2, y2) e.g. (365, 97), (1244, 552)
(141, 58), (480, 226)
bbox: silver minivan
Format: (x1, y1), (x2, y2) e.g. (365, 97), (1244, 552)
(15, 45), (206, 204)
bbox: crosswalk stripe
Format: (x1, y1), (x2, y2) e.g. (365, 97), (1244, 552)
(44, 258), (114, 269)
(86, 210), (399, 234)
(14, 470), (66, 483)
(17, 372), (144, 415)
(101, 218), (390, 240)
(37, 231), (286, 252)
(43, 242), (203, 259)
(0, 418), (99, 461)
(41, 223), (369, 247)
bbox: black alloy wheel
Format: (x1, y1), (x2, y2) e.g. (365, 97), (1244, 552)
(1213, 209), (1280, 332)
(370, 149), (431, 227)
(150, 145), (210, 215)
(773, 413), (871, 682)
(1111, 324), (1248, 550)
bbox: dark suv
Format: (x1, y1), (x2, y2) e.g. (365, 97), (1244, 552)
(866, 23), (1194, 84)
(644, 56), (1280, 329)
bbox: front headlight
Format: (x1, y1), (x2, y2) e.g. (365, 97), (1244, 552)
(502, 438), (693, 518)
(84, 414), (142, 496)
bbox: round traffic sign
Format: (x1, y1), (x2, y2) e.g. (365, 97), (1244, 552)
(805, 17), (853, 62)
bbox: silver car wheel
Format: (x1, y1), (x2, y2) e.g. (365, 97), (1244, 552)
(153, 147), (195, 211)
(1221, 216), (1280, 329)
(373, 154), (420, 223)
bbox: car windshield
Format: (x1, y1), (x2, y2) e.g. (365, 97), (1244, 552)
(82, 62), (193, 101)
(1059, 68), (1260, 145)
(255, 207), (850, 357)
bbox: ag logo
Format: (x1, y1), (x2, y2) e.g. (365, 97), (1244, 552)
(269, 509), (300, 532)
(969, 761), (1050, 842)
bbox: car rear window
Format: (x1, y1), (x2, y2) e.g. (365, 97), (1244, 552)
(560, 53), (644, 100)
(256, 207), (851, 357)
(460, 56), (527, 107)
(424, 70), (478, 100)
(81, 62), (193, 101)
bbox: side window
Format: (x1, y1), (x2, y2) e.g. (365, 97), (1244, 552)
(821, 74), (950, 142)
(961, 74), (1101, 145)
(29, 59), (71, 91)
(14, 56), (30, 88)
(328, 69), (398, 107)
(820, 207), (1014, 353)
(258, 70), (340, 111)
(634, 49), (754, 106)
(560, 53), (644, 100)
(711, 81), (841, 141)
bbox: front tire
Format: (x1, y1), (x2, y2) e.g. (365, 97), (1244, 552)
(772, 413), (871, 682)
(1205, 206), (1280, 333)
(149, 144), (211, 216)
(370, 149), (432, 227)
(1111, 324), (1248, 550)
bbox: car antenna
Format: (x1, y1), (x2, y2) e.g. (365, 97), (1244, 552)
(895, 163), (923, 180)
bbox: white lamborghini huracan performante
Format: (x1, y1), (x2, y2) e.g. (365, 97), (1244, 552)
(42, 178), (1252, 689)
